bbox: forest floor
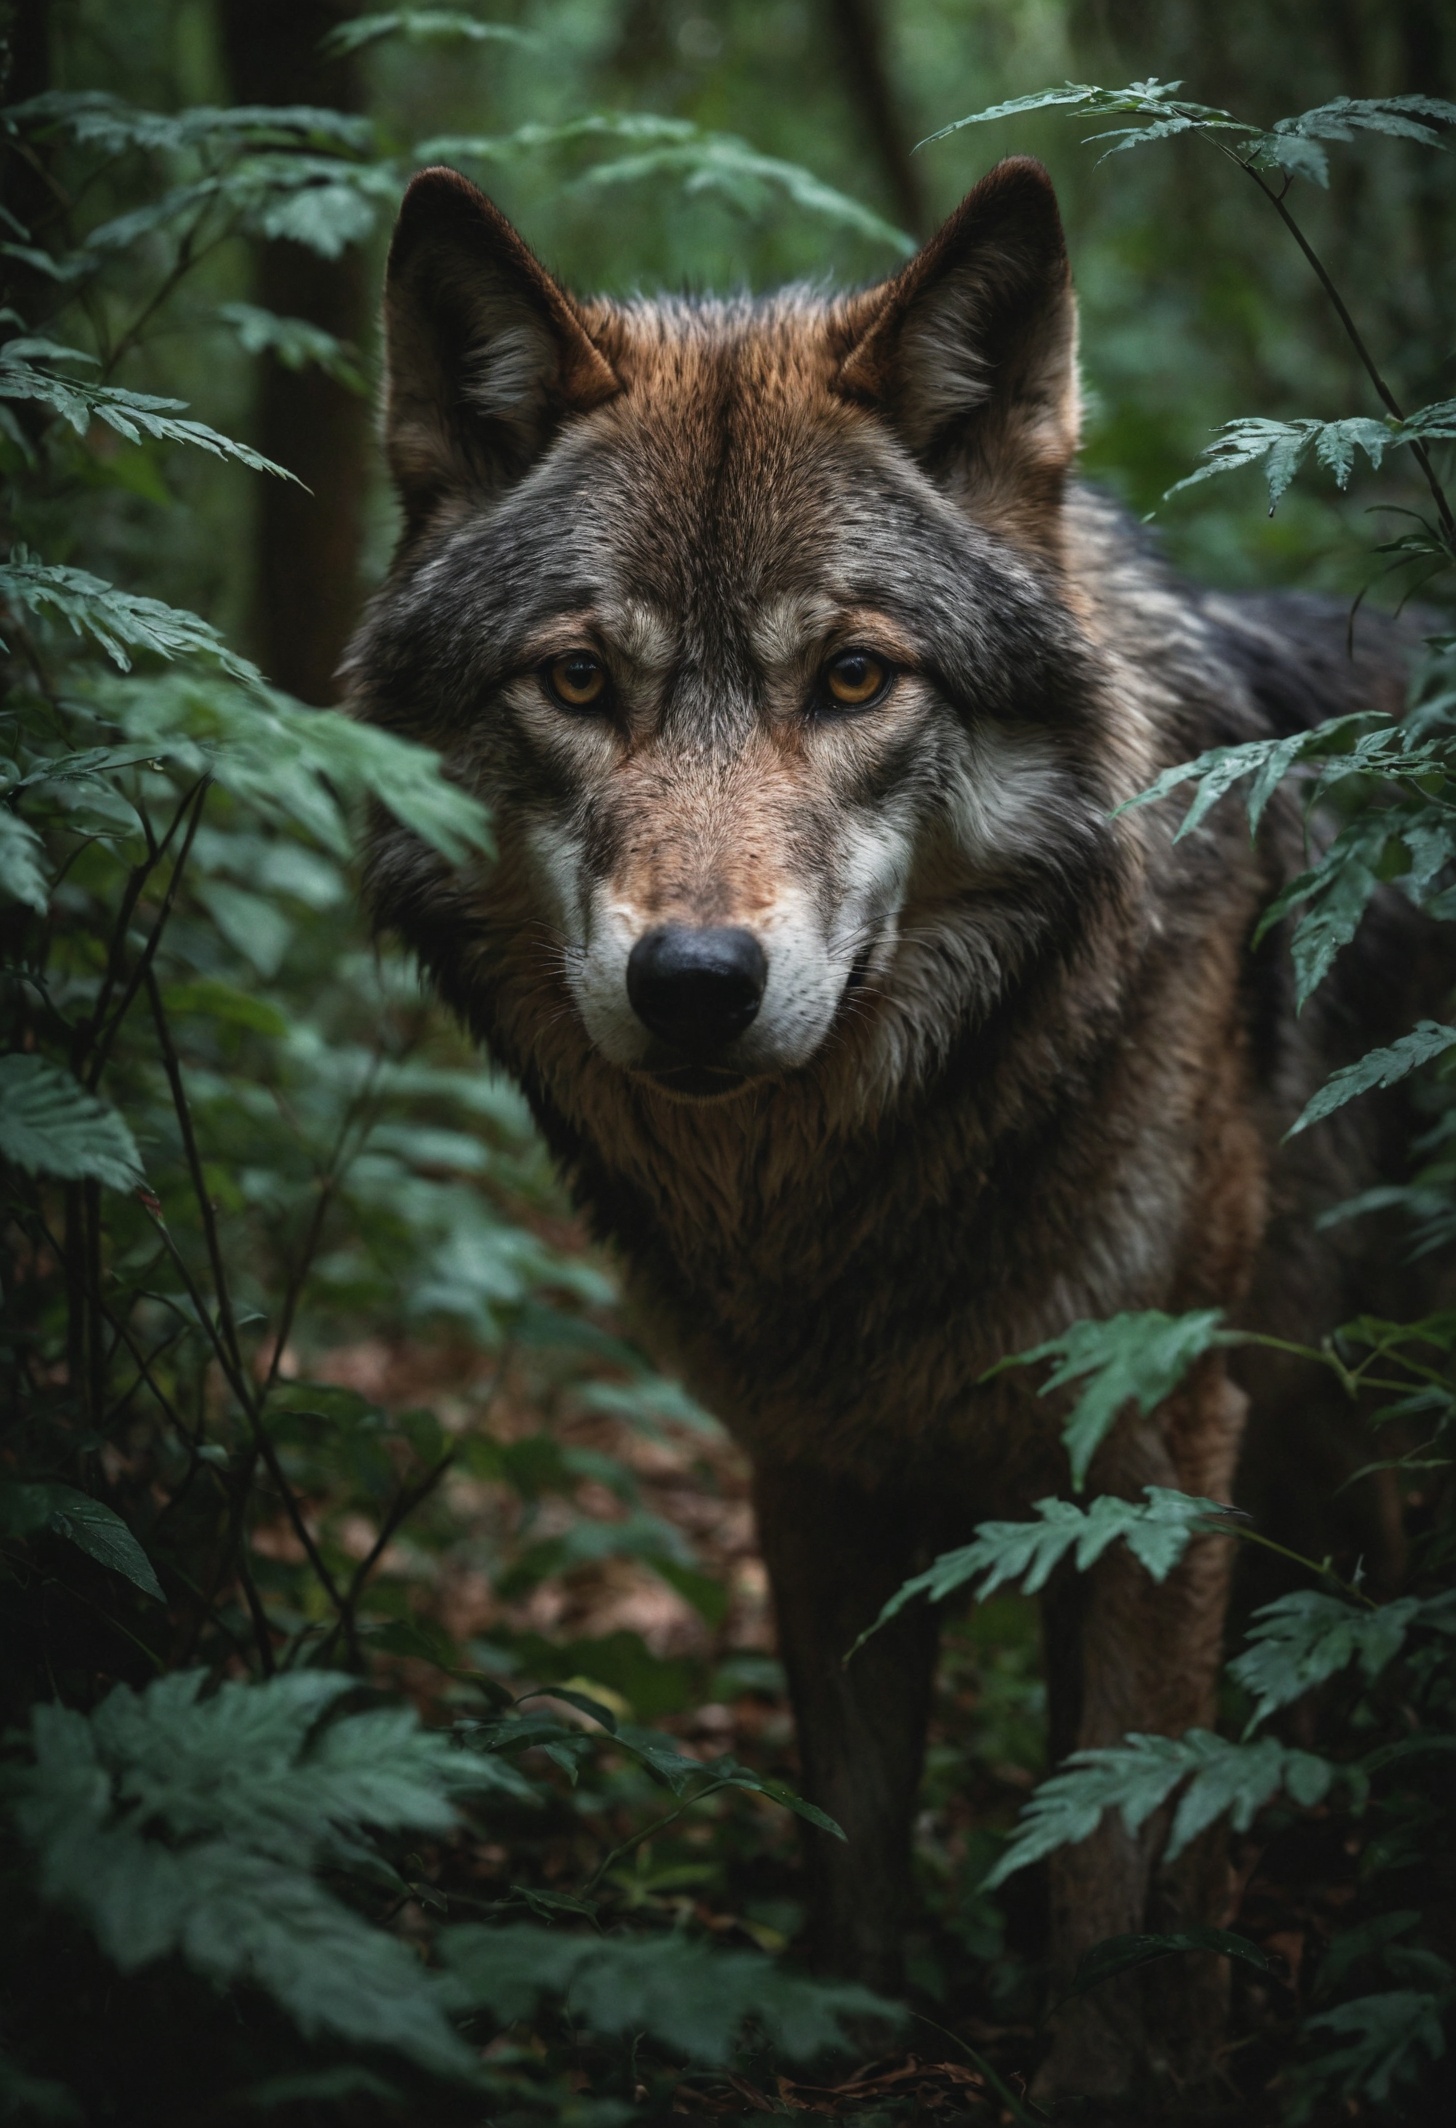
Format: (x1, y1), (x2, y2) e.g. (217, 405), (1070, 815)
(284, 1275), (1352, 2126)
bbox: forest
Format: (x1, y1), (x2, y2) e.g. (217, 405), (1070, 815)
(1, 1), (1453, 2122)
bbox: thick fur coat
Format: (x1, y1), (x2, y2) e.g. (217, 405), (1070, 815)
(346, 159), (1434, 2105)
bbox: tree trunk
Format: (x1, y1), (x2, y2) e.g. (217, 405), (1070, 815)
(218, 0), (371, 705)
(822, 0), (928, 241)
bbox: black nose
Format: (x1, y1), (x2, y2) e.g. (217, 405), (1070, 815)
(626, 925), (767, 1054)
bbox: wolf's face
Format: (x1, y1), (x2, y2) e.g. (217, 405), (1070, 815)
(350, 162), (1126, 1116)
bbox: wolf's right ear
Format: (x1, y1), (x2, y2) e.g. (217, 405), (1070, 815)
(382, 168), (618, 526)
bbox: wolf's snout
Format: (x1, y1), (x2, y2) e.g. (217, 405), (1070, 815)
(626, 925), (767, 1054)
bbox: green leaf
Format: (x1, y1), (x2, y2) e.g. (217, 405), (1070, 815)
(850, 1487), (1235, 1654)
(0, 350), (303, 479)
(0, 807), (49, 909)
(94, 671), (491, 861)
(1061, 1927), (1278, 2003)
(1229, 1591), (1425, 1731)
(1294, 1991), (1449, 2112)
(1276, 818), (1390, 1006)
(1166, 415), (1396, 510)
(1112, 714), (1383, 841)
(1289, 1023), (1456, 1137)
(214, 303), (366, 390)
(324, 10), (537, 55)
(609, 1724), (845, 1838)
(916, 80), (1173, 150)
(0, 557), (262, 681)
(7, 1673), (534, 2081)
(0, 1481), (164, 1600)
(0, 1054), (144, 1190)
(161, 978), (291, 1037)
(418, 117), (913, 253)
(576, 136), (914, 254)
(439, 1925), (896, 2063)
(984, 1729), (1342, 1888)
(7, 89), (374, 157)
(986, 1310), (1233, 1488)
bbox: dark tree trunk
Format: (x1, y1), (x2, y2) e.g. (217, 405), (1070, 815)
(218, 0), (371, 704)
(822, 0), (928, 240)
(1, 0), (55, 321)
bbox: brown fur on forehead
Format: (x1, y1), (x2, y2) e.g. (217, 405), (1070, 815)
(569, 291), (883, 607)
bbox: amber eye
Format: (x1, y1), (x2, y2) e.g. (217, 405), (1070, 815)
(822, 649), (891, 710)
(543, 651), (609, 710)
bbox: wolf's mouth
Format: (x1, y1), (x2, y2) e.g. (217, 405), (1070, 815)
(636, 1061), (754, 1102)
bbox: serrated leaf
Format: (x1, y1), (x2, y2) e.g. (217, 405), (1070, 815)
(0, 351), (302, 477)
(850, 1487), (1235, 1653)
(1229, 1591), (1425, 1730)
(1296, 1990), (1448, 2110)
(7, 90), (373, 156)
(439, 1925), (896, 2062)
(1283, 825), (1388, 1006)
(1167, 416), (1396, 510)
(1289, 1022), (1456, 1136)
(7, 1672), (528, 2080)
(0, 557), (262, 681)
(1114, 714), (1383, 840)
(986, 1309), (1233, 1488)
(608, 1724), (844, 1837)
(984, 1729), (1342, 1888)
(0, 1054), (144, 1189)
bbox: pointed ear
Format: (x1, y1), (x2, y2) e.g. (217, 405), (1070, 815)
(383, 167), (619, 526)
(835, 158), (1079, 543)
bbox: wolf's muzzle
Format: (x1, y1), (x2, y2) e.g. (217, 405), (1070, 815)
(626, 925), (767, 1055)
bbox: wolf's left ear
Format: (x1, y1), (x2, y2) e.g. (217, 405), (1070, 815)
(383, 168), (619, 527)
(835, 158), (1078, 537)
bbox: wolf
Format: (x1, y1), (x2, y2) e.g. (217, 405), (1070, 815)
(345, 156), (1431, 2104)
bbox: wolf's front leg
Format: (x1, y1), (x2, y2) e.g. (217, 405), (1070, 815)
(1036, 1359), (1248, 2105)
(752, 1457), (942, 1994)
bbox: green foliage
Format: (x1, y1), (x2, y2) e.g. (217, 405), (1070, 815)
(1168, 406), (1456, 511)
(323, 11), (538, 58)
(0, 1480), (164, 1600)
(0, 342), (299, 476)
(853, 1487), (1232, 1650)
(883, 74), (1456, 2115)
(1061, 1926), (1278, 2002)
(417, 117), (913, 254)
(983, 1729), (1344, 1887)
(1288, 1021), (1456, 1136)
(0, 1055), (143, 1188)
(1227, 1590), (1442, 1731)
(986, 1308), (1232, 1487)
(439, 1926), (892, 2060)
(1290, 1991), (1451, 2120)
(0, 557), (261, 676)
(0, 33), (910, 2120)
(5, 14), (1456, 2120)
(8, 1674), (493, 2083)
(922, 81), (1456, 188)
